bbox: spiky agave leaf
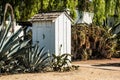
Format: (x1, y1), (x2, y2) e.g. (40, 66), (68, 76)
(22, 44), (49, 72)
(0, 3), (31, 74)
(0, 3), (30, 63)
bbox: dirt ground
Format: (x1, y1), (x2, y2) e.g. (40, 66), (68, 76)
(0, 58), (120, 80)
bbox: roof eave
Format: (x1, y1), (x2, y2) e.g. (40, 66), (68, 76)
(64, 12), (74, 24)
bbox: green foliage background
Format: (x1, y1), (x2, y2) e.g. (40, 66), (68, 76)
(93, 0), (120, 26)
(0, 0), (77, 21)
(0, 0), (120, 26)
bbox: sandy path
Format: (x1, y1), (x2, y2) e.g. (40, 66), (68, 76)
(0, 58), (120, 80)
(0, 67), (120, 80)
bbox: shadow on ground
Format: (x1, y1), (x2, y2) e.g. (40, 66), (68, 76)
(92, 63), (120, 67)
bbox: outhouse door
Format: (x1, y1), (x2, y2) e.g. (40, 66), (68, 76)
(37, 26), (52, 52)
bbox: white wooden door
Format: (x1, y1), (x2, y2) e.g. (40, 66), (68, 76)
(37, 26), (51, 52)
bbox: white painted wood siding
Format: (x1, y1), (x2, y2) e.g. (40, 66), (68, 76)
(32, 21), (55, 54)
(55, 13), (71, 56)
(32, 12), (71, 56)
(76, 11), (94, 24)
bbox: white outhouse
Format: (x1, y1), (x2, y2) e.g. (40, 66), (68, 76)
(29, 11), (73, 55)
(75, 11), (94, 24)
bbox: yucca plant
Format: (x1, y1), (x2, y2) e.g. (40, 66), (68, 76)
(20, 44), (50, 72)
(0, 3), (30, 73)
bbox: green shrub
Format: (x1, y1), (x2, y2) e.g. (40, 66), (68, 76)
(72, 23), (117, 60)
(0, 59), (24, 74)
(51, 54), (72, 72)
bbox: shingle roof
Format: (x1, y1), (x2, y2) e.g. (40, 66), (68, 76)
(29, 11), (73, 22)
(29, 12), (62, 22)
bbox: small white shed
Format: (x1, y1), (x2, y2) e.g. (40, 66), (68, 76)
(29, 11), (72, 56)
(75, 11), (94, 24)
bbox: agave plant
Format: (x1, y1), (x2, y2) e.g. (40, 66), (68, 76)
(0, 3), (30, 73)
(20, 44), (50, 72)
(0, 3), (30, 61)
